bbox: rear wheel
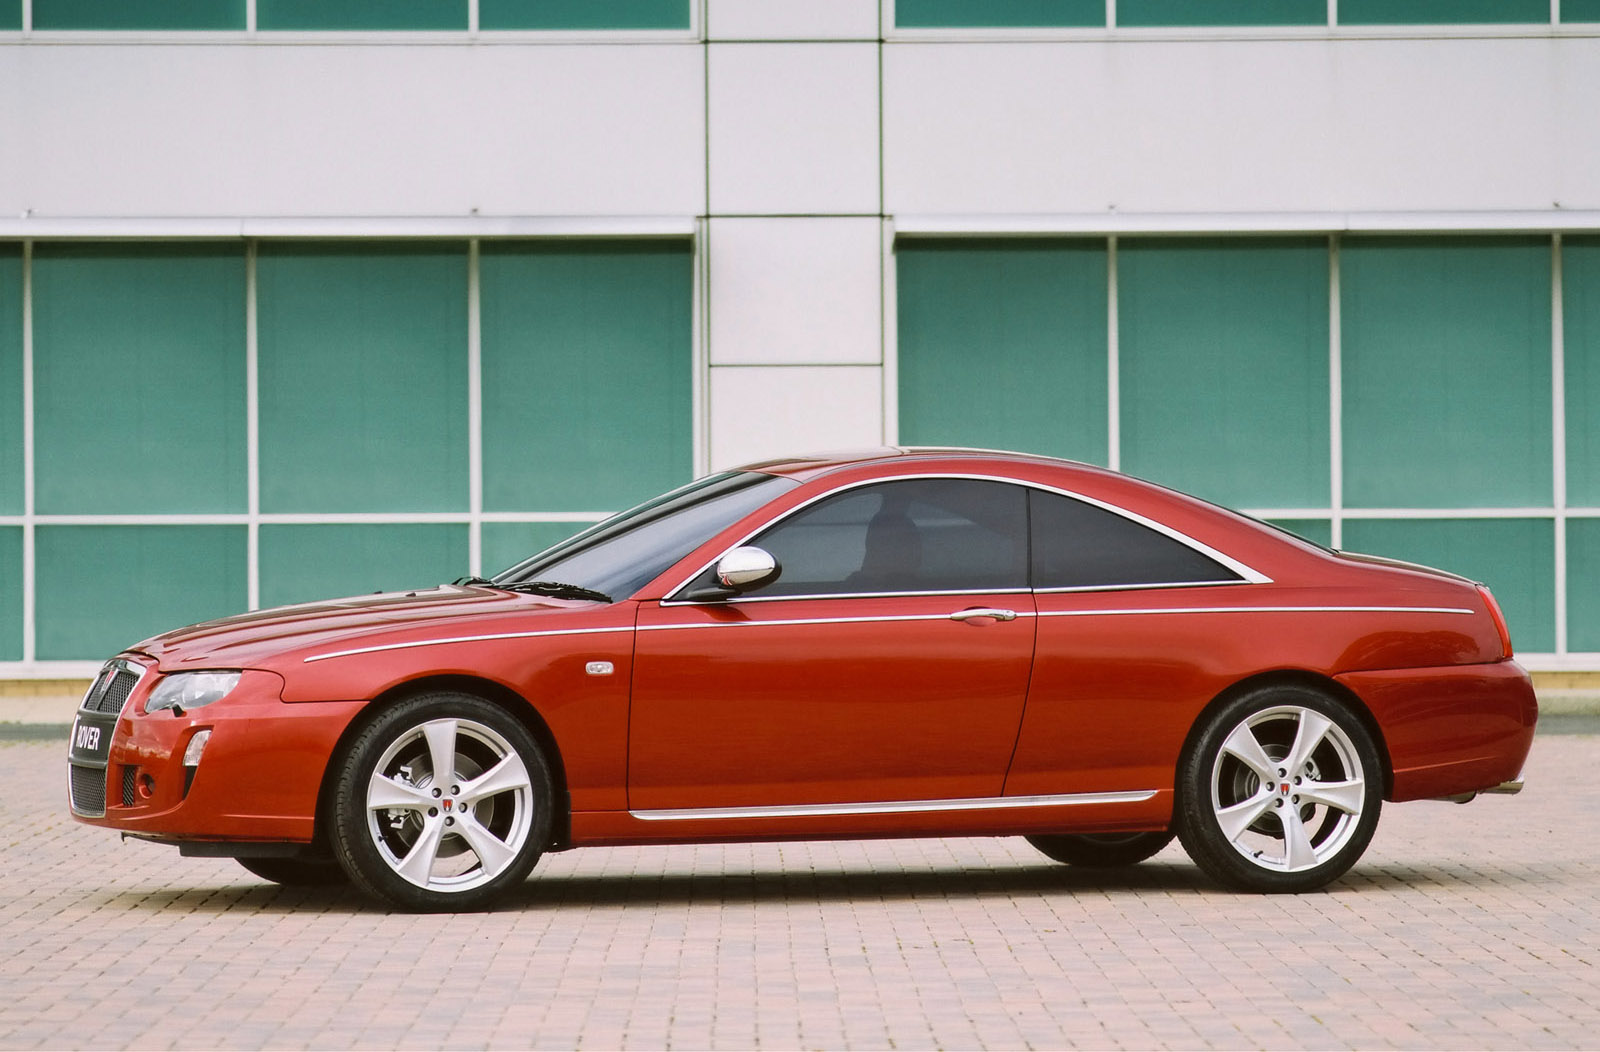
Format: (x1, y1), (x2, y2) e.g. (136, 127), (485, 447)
(331, 692), (553, 911)
(1177, 685), (1382, 893)
(236, 854), (347, 887)
(1026, 831), (1174, 868)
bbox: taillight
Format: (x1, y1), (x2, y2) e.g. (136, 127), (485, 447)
(1477, 585), (1513, 659)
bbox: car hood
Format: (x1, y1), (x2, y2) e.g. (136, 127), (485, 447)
(134, 585), (602, 670)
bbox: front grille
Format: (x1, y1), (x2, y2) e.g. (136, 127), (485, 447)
(70, 764), (106, 817)
(121, 766), (137, 807)
(92, 668), (136, 709)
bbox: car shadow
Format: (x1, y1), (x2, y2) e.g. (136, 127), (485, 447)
(94, 856), (1557, 915)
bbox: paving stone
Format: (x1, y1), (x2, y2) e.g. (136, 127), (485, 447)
(0, 735), (1595, 1049)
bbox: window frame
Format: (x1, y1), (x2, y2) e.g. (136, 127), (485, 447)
(662, 471), (1271, 605)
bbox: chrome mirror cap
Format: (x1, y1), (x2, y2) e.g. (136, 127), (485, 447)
(716, 546), (780, 591)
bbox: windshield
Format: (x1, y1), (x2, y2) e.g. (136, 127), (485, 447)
(493, 471), (799, 600)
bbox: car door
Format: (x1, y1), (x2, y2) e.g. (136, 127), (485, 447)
(628, 476), (1038, 812)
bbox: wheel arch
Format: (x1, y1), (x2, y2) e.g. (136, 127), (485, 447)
(1178, 669), (1394, 800)
(309, 673), (572, 854)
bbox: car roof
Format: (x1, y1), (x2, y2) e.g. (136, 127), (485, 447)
(735, 446), (1110, 483)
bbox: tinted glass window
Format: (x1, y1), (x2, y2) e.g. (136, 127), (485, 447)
(719, 478), (1028, 598)
(496, 471), (796, 600)
(1030, 490), (1241, 589)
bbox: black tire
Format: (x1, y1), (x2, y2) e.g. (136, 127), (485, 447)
(331, 692), (553, 911)
(1026, 831), (1175, 868)
(236, 854), (349, 887)
(1176, 684), (1383, 893)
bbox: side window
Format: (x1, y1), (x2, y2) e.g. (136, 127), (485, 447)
(730, 478), (1029, 598)
(1030, 490), (1241, 589)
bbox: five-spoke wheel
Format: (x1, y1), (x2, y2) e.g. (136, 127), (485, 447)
(1177, 686), (1382, 892)
(331, 693), (552, 911)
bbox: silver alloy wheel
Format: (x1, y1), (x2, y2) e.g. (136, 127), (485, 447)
(364, 717), (534, 892)
(1208, 705), (1367, 873)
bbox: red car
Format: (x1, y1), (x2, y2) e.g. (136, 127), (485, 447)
(67, 449), (1535, 910)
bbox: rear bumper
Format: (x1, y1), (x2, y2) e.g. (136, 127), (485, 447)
(1336, 659), (1537, 803)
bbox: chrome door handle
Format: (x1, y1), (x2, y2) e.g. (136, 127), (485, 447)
(948, 607), (1017, 622)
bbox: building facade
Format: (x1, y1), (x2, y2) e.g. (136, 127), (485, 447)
(2, 0), (1598, 674)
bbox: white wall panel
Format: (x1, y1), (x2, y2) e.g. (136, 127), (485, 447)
(3, 43), (704, 218)
(708, 42), (880, 215)
(709, 365), (884, 469)
(708, 217), (882, 364)
(885, 36), (1600, 216)
(708, 0), (878, 40)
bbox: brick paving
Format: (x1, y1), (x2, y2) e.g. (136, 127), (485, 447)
(1, 733), (1596, 1050)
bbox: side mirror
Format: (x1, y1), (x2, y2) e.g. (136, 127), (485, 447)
(716, 546), (780, 591)
(678, 546), (781, 602)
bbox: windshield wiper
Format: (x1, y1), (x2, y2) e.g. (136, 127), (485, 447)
(491, 579), (612, 604)
(453, 575), (494, 586)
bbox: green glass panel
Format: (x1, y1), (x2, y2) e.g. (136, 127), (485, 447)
(0, 1), (19, 29)
(1564, 0), (1600, 19)
(481, 521), (589, 577)
(1118, 0), (1324, 26)
(35, 526), (246, 660)
(0, 246), (19, 516)
(259, 524), (468, 608)
(1341, 518), (1554, 652)
(1119, 238), (1329, 508)
(258, 0), (465, 30)
(480, 241), (692, 512)
(1568, 519), (1600, 652)
(1338, 0), (1547, 22)
(33, 0), (243, 29)
(33, 244), (247, 514)
(897, 239), (1109, 465)
(258, 243), (468, 513)
(0, 528), (19, 661)
(481, 0), (687, 29)
(896, 0), (1103, 26)
(1341, 237), (1551, 509)
(1266, 518), (1332, 548)
(1565, 237), (1600, 506)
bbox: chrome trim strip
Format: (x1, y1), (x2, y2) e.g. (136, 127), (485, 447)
(661, 471), (1271, 604)
(303, 625), (634, 663)
(1033, 579), (1249, 595)
(671, 586), (1034, 605)
(636, 611), (1010, 633)
(1034, 605), (1476, 618)
(305, 603), (1477, 662)
(631, 789), (1159, 822)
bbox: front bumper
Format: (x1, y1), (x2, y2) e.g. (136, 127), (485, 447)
(68, 656), (365, 844)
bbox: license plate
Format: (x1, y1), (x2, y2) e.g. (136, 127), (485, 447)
(68, 714), (115, 765)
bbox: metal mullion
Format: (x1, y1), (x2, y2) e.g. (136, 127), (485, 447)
(1107, 236), (1120, 472)
(1329, 234), (1343, 549)
(246, 240), (260, 611)
(20, 241), (34, 665)
(1553, 234), (1568, 654)
(692, 218), (710, 475)
(881, 218), (898, 444)
(468, 239), (483, 577)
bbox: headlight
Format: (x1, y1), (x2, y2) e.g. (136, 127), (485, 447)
(145, 671), (242, 715)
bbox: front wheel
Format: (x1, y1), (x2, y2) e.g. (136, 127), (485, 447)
(1176, 686), (1383, 893)
(1026, 831), (1174, 868)
(331, 693), (553, 911)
